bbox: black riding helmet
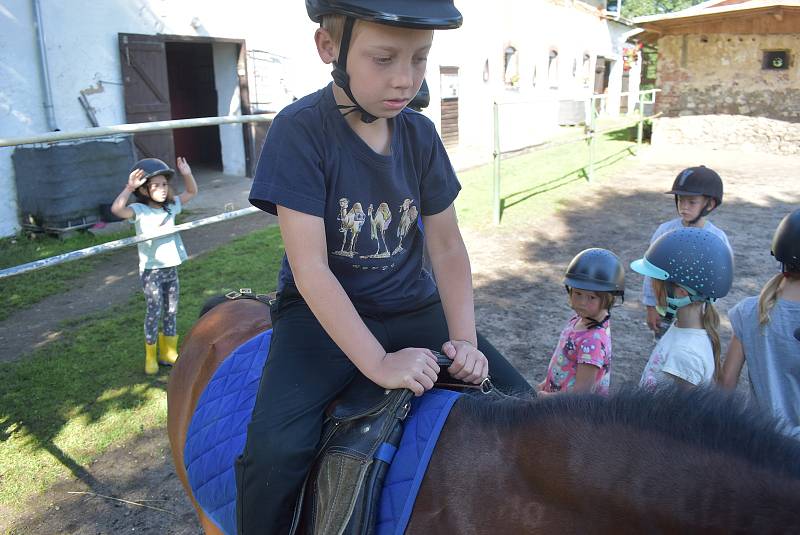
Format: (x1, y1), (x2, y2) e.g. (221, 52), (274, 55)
(407, 79), (430, 112)
(133, 158), (175, 181)
(563, 248), (625, 300)
(130, 158), (174, 205)
(666, 166), (723, 224)
(306, 0), (461, 123)
(772, 208), (800, 273)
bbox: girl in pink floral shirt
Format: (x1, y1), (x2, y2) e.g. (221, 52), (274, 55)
(538, 249), (624, 396)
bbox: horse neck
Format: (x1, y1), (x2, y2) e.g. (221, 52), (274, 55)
(411, 402), (800, 533)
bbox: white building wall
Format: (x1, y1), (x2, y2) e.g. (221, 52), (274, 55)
(0, 0), (638, 237)
(427, 0), (636, 156)
(213, 42), (245, 176)
(0, 0), (324, 237)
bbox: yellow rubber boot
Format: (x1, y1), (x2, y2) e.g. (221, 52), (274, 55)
(158, 333), (179, 366)
(145, 343), (159, 375)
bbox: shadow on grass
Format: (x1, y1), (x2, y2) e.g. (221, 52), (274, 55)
(605, 122), (652, 143)
(0, 225), (284, 511)
(499, 145), (635, 220)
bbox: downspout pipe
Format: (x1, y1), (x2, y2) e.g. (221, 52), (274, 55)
(33, 0), (58, 131)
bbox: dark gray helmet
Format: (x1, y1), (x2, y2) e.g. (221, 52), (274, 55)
(631, 227), (733, 301)
(306, 0), (463, 29)
(564, 248), (625, 297)
(772, 209), (800, 273)
(131, 158), (174, 181)
(407, 79), (430, 112)
(665, 166), (723, 206)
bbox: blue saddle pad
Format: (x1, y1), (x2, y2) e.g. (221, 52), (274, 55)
(184, 330), (461, 535)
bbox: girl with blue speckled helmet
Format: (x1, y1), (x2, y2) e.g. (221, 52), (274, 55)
(631, 227), (733, 391)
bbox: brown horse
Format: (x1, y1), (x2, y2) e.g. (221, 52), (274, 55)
(168, 298), (800, 534)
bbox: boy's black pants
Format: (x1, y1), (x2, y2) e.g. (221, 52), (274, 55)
(234, 286), (531, 534)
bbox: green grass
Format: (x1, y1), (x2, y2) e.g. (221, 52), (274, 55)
(456, 127), (640, 229)
(0, 212), (194, 321)
(0, 225), (284, 509)
(0, 124), (641, 512)
(0, 228), (134, 321)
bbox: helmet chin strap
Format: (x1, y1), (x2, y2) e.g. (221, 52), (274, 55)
(331, 17), (378, 124)
(656, 284), (709, 320)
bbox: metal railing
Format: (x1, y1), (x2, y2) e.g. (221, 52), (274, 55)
(0, 113), (275, 148)
(1, 113), (275, 279)
(491, 89), (659, 224)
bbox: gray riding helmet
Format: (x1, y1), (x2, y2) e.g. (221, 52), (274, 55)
(631, 227), (733, 301)
(563, 248), (625, 299)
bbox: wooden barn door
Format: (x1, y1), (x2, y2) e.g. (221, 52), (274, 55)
(119, 33), (175, 164)
(439, 66), (459, 148)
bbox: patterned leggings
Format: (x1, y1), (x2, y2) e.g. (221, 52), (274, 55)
(140, 267), (179, 345)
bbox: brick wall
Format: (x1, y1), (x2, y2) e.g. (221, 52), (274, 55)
(655, 33), (800, 122)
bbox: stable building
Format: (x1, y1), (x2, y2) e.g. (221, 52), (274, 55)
(636, 0), (800, 154)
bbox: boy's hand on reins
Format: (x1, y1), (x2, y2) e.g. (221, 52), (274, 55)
(375, 348), (440, 396)
(442, 340), (488, 385)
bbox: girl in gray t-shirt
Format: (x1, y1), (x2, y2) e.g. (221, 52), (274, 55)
(721, 209), (800, 438)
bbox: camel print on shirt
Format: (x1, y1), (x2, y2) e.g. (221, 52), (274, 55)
(331, 197), (418, 263)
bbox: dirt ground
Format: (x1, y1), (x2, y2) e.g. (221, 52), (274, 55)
(3, 145), (799, 534)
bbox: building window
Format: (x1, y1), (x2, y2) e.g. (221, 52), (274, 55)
(763, 50), (790, 70)
(548, 49), (559, 88)
(483, 59), (490, 82)
(503, 45), (519, 87)
(532, 65), (538, 88)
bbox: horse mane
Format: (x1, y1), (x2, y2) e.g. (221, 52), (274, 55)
(457, 387), (800, 478)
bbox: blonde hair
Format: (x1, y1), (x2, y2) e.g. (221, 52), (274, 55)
(651, 278), (668, 309)
(321, 14), (346, 47)
(758, 273), (784, 326)
(652, 279), (721, 380)
(702, 303), (721, 381)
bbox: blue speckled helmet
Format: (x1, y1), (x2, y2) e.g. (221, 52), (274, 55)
(631, 227), (733, 302)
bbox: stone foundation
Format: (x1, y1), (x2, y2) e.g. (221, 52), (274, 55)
(652, 115), (800, 155)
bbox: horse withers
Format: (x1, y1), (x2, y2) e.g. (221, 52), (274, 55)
(168, 297), (800, 534)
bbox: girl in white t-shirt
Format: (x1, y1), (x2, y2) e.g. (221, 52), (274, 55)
(111, 157), (198, 374)
(631, 227), (734, 390)
(720, 209), (800, 438)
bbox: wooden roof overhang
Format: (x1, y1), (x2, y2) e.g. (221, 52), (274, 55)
(636, 2), (800, 42)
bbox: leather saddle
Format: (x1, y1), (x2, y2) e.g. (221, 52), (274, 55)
(290, 353), (476, 535)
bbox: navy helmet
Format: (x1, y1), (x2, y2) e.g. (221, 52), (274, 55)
(631, 227), (733, 309)
(563, 248), (625, 299)
(772, 209), (800, 273)
(131, 158), (174, 181)
(306, 0), (461, 123)
(306, 0), (462, 29)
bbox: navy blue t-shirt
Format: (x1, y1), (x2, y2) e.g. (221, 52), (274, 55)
(249, 84), (461, 314)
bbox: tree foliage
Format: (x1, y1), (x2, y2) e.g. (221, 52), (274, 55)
(620, 0), (707, 18)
